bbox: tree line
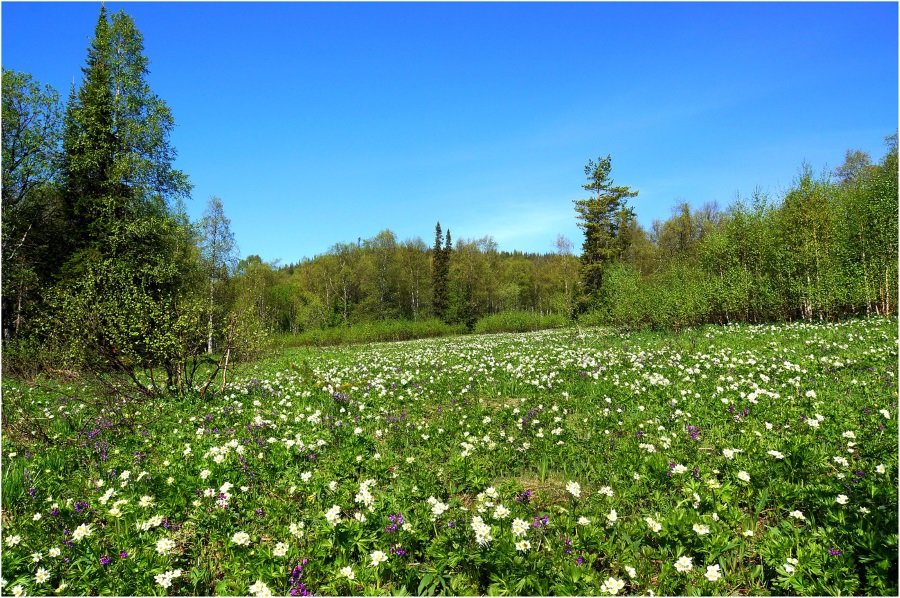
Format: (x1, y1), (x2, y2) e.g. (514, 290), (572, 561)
(2, 7), (896, 388)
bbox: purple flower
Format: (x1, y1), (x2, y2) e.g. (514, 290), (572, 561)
(515, 490), (532, 504)
(686, 425), (701, 441)
(100, 555), (111, 566)
(828, 547), (843, 556)
(119, 551), (129, 559)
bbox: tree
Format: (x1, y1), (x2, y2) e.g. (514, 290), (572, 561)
(199, 196), (238, 353)
(41, 7), (202, 394)
(1, 69), (65, 340)
(431, 222), (450, 320)
(574, 155), (639, 301)
(60, 7), (190, 271)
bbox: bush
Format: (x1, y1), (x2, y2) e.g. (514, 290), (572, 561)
(280, 318), (463, 347)
(473, 311), (568, 334)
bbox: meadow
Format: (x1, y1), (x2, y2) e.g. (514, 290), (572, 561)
(1, 318), (897, 596)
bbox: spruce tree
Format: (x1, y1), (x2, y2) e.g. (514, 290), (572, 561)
(431, 222), (448, 319)
(574, 155), (638, 301)
(46, 7), (200, 389)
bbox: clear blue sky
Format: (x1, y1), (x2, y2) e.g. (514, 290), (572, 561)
(3, 2), (897, 264)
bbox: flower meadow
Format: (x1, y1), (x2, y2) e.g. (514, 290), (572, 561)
(1, 318), (897, 596)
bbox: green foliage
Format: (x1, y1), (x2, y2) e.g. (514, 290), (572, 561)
(473, 311), (567, 334)
(590, 141), (898, 331)
(1, 68), (65, 341)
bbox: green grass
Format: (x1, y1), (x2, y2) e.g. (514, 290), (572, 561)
(1, 317), (897, 596)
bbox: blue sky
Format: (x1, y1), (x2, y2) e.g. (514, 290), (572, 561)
(3, 2), (897, 264)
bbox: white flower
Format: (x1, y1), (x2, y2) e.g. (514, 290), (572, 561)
(72, 524), (92, 542)
(566, 480), (582, 498)
(154, 569), (183, 589)
(248, 580), (272, 597)
(789, 510), (805, 520)
(289, 522), (305, 538)
(511, 518), (529, 537)
(876, 464), (886, 474)
(737, 471), (750, 483)
(672, 464), (688, 475)
(325, 505), (341, 526)
(301, 472), (312, 482)
(11, 585), (25, 597)
(692, 523), (710, 535)
(515, 539), (531, 552)
(578, 516), (591, 526)
(31, 552), (43, 563)
(767, 450), (784, 459)
(492, 504), (510, 519)
(48, 547), (61, 558)
(32, 513), (42, 521)
(644, 516), (662, 533)
(600, 577), (626, 595)
(743, 529), (754, 537)
(471, 516), (493, 546)
(328, 481), (338, 492)
(340, 566), (355, 580)
(722, 448), (741, 459)
(428, 498), (449, 519)
(231, 531), (251, 546)
(836, 494), (849, 505)
(624, 566), (636, 578)
(370, 550), (388, 567)
(273, 542), (289, 557)
(704, 564), (722, 582)
(5, 534), (21, 547)
(879, 409), (890, 419)
(156, 537), (176, 555)
(784, 562), (796, 574)
(674, 556), (693, 572)
(35, 567), (51, 584)
(806, 418), (820, 429)
(139, 495), (154, 508)
(606, 509), (618, 524)
(199, 469), (211, 480)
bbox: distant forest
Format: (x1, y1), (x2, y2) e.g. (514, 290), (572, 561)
(264, 141), (898, 332)
(2, 7), (897, 384)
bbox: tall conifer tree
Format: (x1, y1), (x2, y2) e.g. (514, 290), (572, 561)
(574, 155), (638, 301)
